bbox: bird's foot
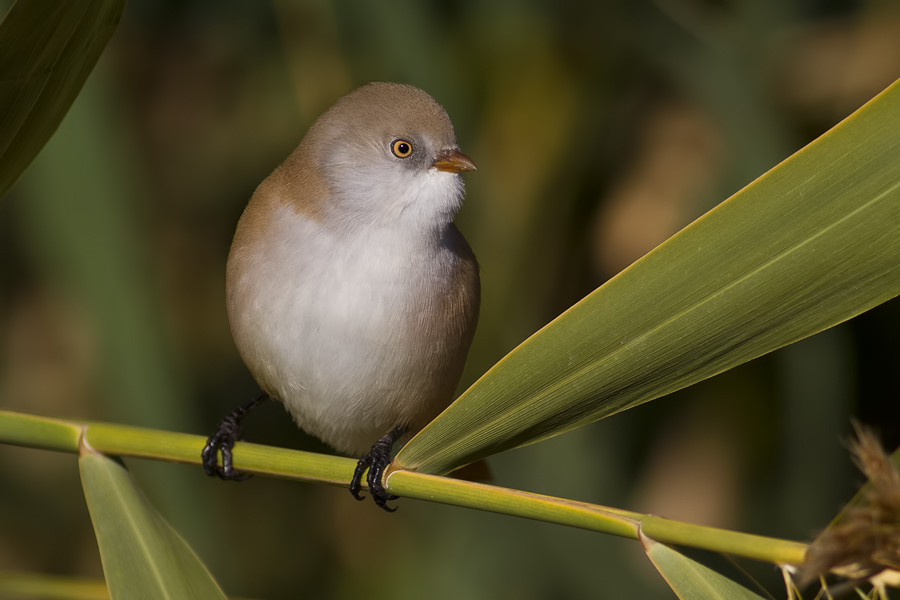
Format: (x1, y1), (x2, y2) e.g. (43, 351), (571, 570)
(201, 393), (267, 481)
(350, 426), (405, 512)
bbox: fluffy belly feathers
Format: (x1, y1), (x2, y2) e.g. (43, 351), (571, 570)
(226, 210), (477, 455)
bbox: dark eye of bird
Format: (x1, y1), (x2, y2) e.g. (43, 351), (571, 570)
(391, 139), (413, 158)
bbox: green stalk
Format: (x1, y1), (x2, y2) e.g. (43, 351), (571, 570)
(0, 409), (808, 566)
(0, 571), (108, 600)
(0, 410), (82, 452)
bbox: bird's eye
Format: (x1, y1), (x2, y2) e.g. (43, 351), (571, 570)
(391, 139), (413, 158)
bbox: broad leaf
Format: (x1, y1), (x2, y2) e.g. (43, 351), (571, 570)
(79, 449), (227, 600)
(0, 0), (125, 197)
(395, 77), (900, 475)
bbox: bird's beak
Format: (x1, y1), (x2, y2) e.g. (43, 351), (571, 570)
(432, 149), (477, 173)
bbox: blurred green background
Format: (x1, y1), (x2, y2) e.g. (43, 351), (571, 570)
(2, 0), (900, 598)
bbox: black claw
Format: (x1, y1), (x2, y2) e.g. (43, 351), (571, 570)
(349, 426), (404, 512)
(349, 459), (368, 501)
(202, 392), (267, 481)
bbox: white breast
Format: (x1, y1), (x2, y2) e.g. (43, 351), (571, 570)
(227, 202), (473, 455)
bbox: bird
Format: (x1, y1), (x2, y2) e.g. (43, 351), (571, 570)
(202, 82), (480, 511)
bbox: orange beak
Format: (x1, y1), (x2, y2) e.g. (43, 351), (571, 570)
(432, 149), (477, 173)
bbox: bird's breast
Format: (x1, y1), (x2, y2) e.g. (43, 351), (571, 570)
(226, 202), (478, 455)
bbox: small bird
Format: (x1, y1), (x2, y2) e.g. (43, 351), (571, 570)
(202, 83), (480, 510)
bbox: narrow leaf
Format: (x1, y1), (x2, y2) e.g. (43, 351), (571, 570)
(0, 0), (125, 198)
(79, 447), (227, 600)
(395, 77), (900, 475)
(641, 532), (772, 600)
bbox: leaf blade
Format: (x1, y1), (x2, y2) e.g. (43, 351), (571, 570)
(395, 77), (900, 475)
(641, 533), (772, 600)
(0, 0), (125, 197)
(79, 449), (227, 600)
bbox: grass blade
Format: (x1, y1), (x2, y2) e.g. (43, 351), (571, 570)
(394, 77), (900, 475)
(0, 0), (125, 197)
(641, 533), (773, 599)
(79, 446), (227, 599)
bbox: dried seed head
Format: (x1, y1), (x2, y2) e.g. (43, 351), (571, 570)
(799, 424), (900, 591)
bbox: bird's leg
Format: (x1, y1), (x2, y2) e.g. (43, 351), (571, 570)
(202, 392), (268, 481)
(350, 426), (406, 512)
